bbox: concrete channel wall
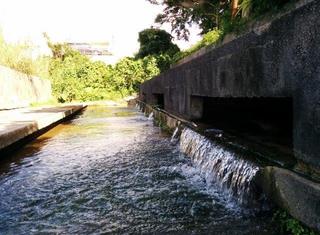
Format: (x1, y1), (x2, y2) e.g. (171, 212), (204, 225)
(139, 0), (320, 230)
(140, 0), (320, 173)
(0, 65), (52, 109)
(136, 100), (320, 231)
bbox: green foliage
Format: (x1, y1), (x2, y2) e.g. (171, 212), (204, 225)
(47, 38), (161, 103)
(148, 0), (293, 40)
(273, 210), (318, 235)
(136, 28), (180, 59)
(135, 28), (180, 72)
(249, 0), (290, 17)
(153, 53), (174, 72)
(173, 29), (223, 63)
(111, 56), (160, 96)
(0, 33), (49, 77)
(148, 0), (220, 40)
(48, 44), (116, 102)
(30, 98), (59, 107)
(152, 0), (294, 65)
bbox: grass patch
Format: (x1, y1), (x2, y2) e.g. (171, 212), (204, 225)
(0, 33), (49, 77)
(273, 210), (318, 235)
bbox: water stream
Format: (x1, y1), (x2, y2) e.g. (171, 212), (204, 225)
(0, 106), (275, 234)
(180, 128), (265, 207)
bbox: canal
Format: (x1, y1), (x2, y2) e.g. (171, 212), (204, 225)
(0, 106), (275, 234)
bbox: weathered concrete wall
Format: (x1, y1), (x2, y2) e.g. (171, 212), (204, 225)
(0, 65), (52, 109)
(140, 0), (320, 172)
(136, 100), (320, 231)
(256, 166), (320, 231)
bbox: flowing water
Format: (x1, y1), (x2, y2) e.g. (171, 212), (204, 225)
(0, 106), (275, 234)
(180, 128), (265, 207)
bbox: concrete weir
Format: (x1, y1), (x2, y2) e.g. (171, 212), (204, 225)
(139, 0), (320, 231)
(0, 105), (86, 155)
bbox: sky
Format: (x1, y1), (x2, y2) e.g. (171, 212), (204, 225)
(0, 0), (201, 64)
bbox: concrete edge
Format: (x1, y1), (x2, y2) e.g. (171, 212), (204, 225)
(136, 100), (195, 132)
(256, 166), (320, 231)
(0, 105), (87, 157)
(135, 99), (320, 232)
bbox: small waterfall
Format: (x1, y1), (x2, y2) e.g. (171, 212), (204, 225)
(148, 112), (154, 120)
(170, 127), (180, 144)
(180, 128), (262, 206)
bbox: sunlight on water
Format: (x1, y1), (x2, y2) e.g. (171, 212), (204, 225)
(0, 106), (275, 234)
(180, 128), (267, 208)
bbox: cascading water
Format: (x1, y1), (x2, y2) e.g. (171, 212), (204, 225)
(0, 105), (276, 234)
(179, 127), (264, 207)
(170, 127), (180, 144)
(148, 112), (154, 120)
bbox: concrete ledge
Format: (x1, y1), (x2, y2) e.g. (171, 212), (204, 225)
(137, 100), (196, 132)
(256, 166), (320, 231)
(140, 0), (320, 172)
(137, 100), (320, 232)
(0, 105), (86, 154)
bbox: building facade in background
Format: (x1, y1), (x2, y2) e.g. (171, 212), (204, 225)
(67, 42), (112, 63)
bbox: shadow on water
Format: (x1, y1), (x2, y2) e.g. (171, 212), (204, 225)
(0, 122), (74, 177)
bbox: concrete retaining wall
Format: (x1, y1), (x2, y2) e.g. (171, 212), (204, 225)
(140, 1), (320, 229)
(0, 65), (52, 109)
(140, 0), (320, 174)
(136, 100), (320, 231)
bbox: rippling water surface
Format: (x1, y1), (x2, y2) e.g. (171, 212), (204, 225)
(0, 106), (275, 234)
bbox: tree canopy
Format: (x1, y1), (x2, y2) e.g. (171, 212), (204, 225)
(43, 33), (163, 102)
(136, 28), (180, 58)
(147, 0), (291, 40)
(147, 0), (223, 40)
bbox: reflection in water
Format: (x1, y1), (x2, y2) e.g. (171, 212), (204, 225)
(0, 106), (274, 234)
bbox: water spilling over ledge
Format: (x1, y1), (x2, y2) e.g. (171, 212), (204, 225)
(138, 101), (268, 209)
(0, 106), (276, 234)
(136, 100), (320, 231)
(179, 128), (264, 207)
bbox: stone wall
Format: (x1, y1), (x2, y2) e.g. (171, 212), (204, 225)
(0, 65), (52, 109)
(140, 0), (320, 172)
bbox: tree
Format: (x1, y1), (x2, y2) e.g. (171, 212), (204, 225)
(147, 0), (223, 40)
(148, 0), (292, 40)
(136, 28), (180, 58)
(111, 56), (160, 95)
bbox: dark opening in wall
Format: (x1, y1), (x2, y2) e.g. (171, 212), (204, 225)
(153, 93), (165, 109)
(198, 97), (293, 149)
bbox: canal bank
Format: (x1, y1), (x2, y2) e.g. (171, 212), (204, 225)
(0, 105), (277, 234)
(0, 105), (86, 156)
(136, 100), (320, 232)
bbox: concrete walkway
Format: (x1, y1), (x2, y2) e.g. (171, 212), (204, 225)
(0, 105), (86, 151)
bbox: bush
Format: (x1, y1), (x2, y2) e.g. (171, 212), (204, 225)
(49, 47), (116, 102)
(173, 29), (223, 63)
(111, 56), (160, 96)
(47, 42), (161, 102)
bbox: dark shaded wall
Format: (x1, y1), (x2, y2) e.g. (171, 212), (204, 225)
(140, 0), (320, 170)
